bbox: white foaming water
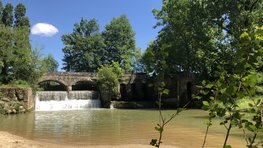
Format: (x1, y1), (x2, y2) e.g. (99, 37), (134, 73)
(110, 103), (115, 109)
(35, 91), (101, 111)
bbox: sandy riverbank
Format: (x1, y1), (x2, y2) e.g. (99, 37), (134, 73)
(0, 131), (177, 148)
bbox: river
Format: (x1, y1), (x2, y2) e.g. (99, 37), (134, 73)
(0, 109), (250, 147)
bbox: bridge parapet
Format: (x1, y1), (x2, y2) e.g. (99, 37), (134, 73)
(42, 72), (97, 77)
(121, 73), (147, 84)
(38, 72), (147, 91)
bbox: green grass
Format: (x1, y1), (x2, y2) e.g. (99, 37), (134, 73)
(0, 84), (30, 89)
(237, 96), (263, 110)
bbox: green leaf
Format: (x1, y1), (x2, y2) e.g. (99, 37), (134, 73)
(155, 126), (163, 132)
(193, 95), (201, 100)
(163, 89), (169, 95)
(202, 80), (206, 86)
(224, 145), (232, 148)
(150, 139), (157, 146)
(160, 82), (165, 87)
(220, 88), (227, 93)
(205, 83), (214, 89)
(202, 101), (210, 107)
(240, 32), (249, 39)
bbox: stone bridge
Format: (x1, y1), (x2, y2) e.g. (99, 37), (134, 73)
(38, 72), (147, 91)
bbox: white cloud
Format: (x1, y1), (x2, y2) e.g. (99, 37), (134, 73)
(31, 23), (59, 37)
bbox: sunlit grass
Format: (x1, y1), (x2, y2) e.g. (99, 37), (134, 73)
(237, 96), (263, 110)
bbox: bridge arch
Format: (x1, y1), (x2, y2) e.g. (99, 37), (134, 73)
(38, 79), (68, 91)
(38, 79), (67, 86)
(70, 78), (95, 87)
(71, 79), (98, 91)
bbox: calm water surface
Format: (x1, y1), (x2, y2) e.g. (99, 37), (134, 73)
(0, 109), (250, 147)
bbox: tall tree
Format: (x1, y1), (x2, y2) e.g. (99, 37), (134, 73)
(143, 0), (214, 76)
(0, 1), (3, 24)
(102, 15), (136, 72)
(2, 3), (13, 26)
(62, 18), (105, 72)
(14, 3), (30, 28)
(0, 25), (15, 83)
(42, 54), (59, 72)
(12, 3), (31, 82)
(0, 2), (34, 84)
(143, 0), (263, 77)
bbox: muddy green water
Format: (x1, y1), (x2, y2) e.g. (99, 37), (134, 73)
(0, 109), (251, 147)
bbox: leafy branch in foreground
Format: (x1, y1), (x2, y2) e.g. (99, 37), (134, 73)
(150, 81), (189, 148)
(197, 27), (263, 148)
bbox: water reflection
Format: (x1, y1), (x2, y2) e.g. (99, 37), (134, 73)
(0, 109), (247, 147)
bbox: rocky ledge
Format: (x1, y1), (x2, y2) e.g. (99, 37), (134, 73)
(0, 87), (33, 114)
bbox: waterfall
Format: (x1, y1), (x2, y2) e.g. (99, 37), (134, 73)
(35, 91), (101, 111)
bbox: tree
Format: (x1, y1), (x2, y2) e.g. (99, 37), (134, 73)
(142, 41), (169, 76)
(198, 26), (263, 148)
(0, 1), (3, 24)
(62, 18), (105, 72)
(11, 3), (31, 83)
(2, 3), (13, 26)
(102, 15), (136, 72)
(0, 2), (36, 85)
(0, 25), (15, 83)
(14, 3), (30, 29)
(42, 54), (59, 72)
(132, 47), (145, 73)
(143, 0), (213, 76)
(12, 27), (33, 82)
(147, 0), (263, 147)
(143, 0), (263, 78)
(97, 65), (120, 107)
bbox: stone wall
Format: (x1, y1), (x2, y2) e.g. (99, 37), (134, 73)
(118, 73), (197, 108)
(262, 103), (263, 123)
(0, 87), (34, 114)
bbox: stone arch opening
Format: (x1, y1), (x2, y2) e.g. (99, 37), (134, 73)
(71, 80), (98, 91)
(38, 80), (67, 91)
(186, 81), (193, 100)
(120, 83), (127, 100)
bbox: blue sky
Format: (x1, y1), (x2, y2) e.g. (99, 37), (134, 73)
(2, 0), (162, 70)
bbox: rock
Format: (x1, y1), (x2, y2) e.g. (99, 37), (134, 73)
(7, 110), (12, 114)
(0, 101), (6, 114)
(1, 97), (10, 102)
(4, 103), (9, 110)
(20, 109), (26, 113)
(16, 93), (24, 101)
(261, 103), (263, 123)
(0, 87), (33, 114)
(12, 109), (17, 114)
(19, 106), (26, 113)
(7, 89), (17, 101)
(0, 101), (5, 106)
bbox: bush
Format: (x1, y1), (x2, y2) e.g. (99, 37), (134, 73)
(97, 65), (119, 98)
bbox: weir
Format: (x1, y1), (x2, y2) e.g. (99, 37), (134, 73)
(35, 91), (101, 111)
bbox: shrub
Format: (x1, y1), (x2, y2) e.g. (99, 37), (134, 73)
(97, 65), (119, 98)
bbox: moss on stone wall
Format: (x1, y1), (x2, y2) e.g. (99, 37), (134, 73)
(0, 87), (33, 115)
